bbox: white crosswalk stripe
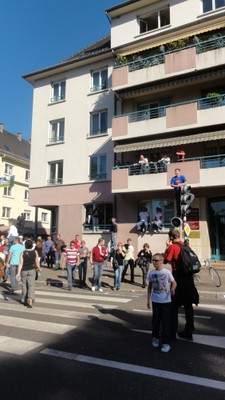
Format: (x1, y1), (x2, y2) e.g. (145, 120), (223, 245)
(0, 288), (133, 356)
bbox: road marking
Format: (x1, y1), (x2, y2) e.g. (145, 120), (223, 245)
(41, 348), (225, 391)
(0, 336), (42, 355)
(35, 290), (131, 303)
(0, 302), (98, 320)
(197, 304), (225, 311)
(133, 309), (211, 319)
(0, 315), (76, 334)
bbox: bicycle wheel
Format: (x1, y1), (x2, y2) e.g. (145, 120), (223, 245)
(209, 267), (221, 287)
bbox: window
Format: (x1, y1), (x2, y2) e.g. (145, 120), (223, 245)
(51, 80), (66, 102)
(48, 161), (63, 185)
(3, 186), (13, 197)
(139, 6), (170, 34)
(2, 207), (11, 218)
(83, 203), (113, 230)
(90, 110), (108, 136)
(49, 119), (65, 144)
(202, 0), (225, 12)
(139, 199), (174, 227)
(90, 155), (107, 180)
(22, 211), (31, 221)
(24, 190), (29, 201)
(41, 212), (48, 223)
(25, 170), (30, 181)
(4, 163), (13, 175)
(91, 69), (108, 92)
(138, 102), (160, 120)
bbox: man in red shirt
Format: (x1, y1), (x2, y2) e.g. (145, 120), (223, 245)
(63, 241), (80, 290)
(90, 237), (107, 292)
(164, 228), (199, 341)
(72, 234), (81, 250)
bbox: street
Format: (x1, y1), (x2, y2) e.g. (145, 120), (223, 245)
(0, 264), (224, 400)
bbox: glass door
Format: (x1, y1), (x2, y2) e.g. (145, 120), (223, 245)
(209, 199), (225, 260)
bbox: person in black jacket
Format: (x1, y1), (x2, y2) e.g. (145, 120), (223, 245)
(136, 243), (152, 288)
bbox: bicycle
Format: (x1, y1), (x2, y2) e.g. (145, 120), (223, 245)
(195, 258), (221, 287)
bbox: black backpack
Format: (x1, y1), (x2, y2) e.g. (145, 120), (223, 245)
(174, 242), (201, 276)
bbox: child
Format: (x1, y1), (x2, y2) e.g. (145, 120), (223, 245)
(147, 253), (177, 353)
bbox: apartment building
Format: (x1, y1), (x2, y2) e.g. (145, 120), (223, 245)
(25, 0), (225, 259)
(0, 125), (51, 237)
(108, 0), (225, 260)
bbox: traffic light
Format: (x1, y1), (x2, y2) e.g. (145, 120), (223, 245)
(171, 216), (182, 228)
(180, 186), (195, 215)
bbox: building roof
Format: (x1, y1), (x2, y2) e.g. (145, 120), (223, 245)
(0, 129), (30, 164)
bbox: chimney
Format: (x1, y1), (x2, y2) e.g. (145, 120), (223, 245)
(0, 123), (3, 133)
(17, 132), (22, 141)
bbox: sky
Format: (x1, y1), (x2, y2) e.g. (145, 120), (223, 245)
(0, 0), (121, 141)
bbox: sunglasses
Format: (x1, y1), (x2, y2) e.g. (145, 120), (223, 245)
(153, 259), (161, 262)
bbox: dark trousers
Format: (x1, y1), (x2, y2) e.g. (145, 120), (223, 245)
(47, 251), (55, 268)
(122, 259), (135, 282)
(78, 261), (87, 284)
(175, 190), (181, 217)
(171, 298), (194, 337)
(141, 265), (149, 286)
(152, 302), (171, 344)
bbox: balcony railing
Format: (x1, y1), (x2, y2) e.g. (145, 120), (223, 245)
(90, 84), (108, 93)
(49, 136), (64, 144)
(47, 178), (63, 185)
(115, 94), (225, 123)
(83, 224), (111, 232)
(114, 34), (225, 72)
(113, 154), (225, 175)
(89, 173), (107, 181)
(50, 95), (66, 103)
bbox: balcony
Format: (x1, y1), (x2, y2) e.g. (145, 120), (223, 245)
(112, 94), (225, 140)
(112, 35), (225, 89)
(112, 155), (225, 193)
(47, 178), (63, 185)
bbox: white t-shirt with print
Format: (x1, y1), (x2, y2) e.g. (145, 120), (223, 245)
(148, 268), (174, 303)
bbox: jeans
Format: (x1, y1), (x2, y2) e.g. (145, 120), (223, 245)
(10, 265), (19, 290)
(21, 269), (36, 302)
(122, 259), (135, 282)
(111, 232), (117, 248)
(152, 302), (172, 344)
(66, 263), (76, 288)
(92, 262), (105, 289)
(114, 265), (124, 289)
(78, 261), (87, 284)
(140, 264), (149, 286)
(136, 220), (148, 231)
(55, 251), (61, 269)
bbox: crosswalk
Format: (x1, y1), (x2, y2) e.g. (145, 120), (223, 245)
(0, 287), (133, 356)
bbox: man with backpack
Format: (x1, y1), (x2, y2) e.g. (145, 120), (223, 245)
(164, 228), (199, 341)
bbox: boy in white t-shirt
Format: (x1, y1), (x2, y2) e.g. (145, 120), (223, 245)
(147, 253), (177, 353)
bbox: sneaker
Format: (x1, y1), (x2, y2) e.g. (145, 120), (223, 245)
(98, 288), (103, 292)
(91, 286), (96, 292)
(116, 287), (120, 291)
(112, 287), (116, 291)
(152, 338), (160, 348)
(161, 344), (171, 353)
(178, 331), (193, 341)
(27, 299), (33, 308)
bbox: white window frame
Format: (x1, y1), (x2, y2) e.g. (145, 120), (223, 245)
(3, 186), (13, 197)
(90, 110), (108, 136)
(2, 206), (11, 218)
(49, 119), (65, 144)
(41, 212), (48, 223)
(4, 163), (14, 176)
(48, 160), (63, 185)
(138, 6), (170, 34)
(202, 0), (225, 13)
(51, 80), (66, 103)
(23, 210), (31, 221)
(89, 154), (107, 181)
(91, 68), (108, 92)
(24, 189), (29, 201)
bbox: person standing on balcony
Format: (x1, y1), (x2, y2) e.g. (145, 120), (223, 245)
(157, 154), (170, 172)
(138, 154), (149, 174)
(170, 168), (187, 217)
(92, 206), (101, 231)
(176, 148), (186, 162)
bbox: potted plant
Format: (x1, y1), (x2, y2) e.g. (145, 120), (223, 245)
(206, 92), (222, 107)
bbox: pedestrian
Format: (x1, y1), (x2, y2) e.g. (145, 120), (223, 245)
(78, 240), (90, 287)
(90, 237), (108, 292)
(164, 228), (199, 341)
(110, 242), (125, 291)
(54, 234), (65, 270)
(110, 217), (118, 248)
(7, 220), (18, 247)
(16, 239), (41, 308)
(122, 238), (135, 283)
(136, 243), (152, 288)
(147, 253), (177, 353)
(72, 234), (81, 249)
(44, 235), (55, 268)
(6, 236), (24, 292)
(170, 168), (187, 217)
(63, 241), (80, 291)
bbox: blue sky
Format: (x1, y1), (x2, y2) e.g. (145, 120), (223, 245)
(0, 0), (120, 140)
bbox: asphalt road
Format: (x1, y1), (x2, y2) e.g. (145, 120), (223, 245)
(0, 264), (224, 400)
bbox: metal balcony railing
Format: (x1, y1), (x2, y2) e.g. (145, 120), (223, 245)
(49, 136), (64, 144)
(47, 178), (63, 185)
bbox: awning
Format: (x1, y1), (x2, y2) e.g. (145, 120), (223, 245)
(114, 130), (225, 153)
(120, 23), (225, 56)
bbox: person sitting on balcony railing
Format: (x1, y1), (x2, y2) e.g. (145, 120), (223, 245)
(136, 207), (149, 232)
(138, 154), (149, 174)
(157, 155), (170, 172)
(151, 207), (163, 233)
(176, 148), (186, 163)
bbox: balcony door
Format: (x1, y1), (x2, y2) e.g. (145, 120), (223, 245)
(209, 199), (225, 260)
